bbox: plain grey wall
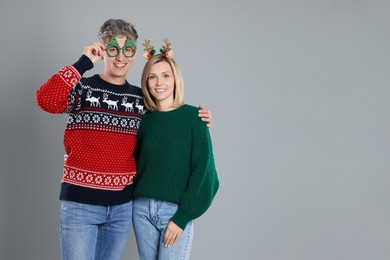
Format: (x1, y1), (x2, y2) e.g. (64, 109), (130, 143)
(1, 0), (389, 259)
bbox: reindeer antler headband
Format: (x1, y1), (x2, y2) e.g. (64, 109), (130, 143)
(143, 37), (174, 60)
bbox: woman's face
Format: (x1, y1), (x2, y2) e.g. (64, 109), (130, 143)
(147, 61), (175, 110)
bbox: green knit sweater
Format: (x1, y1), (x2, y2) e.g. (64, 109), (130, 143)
(133, 104), (219, 229)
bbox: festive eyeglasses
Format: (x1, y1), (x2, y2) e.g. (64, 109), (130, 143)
(105, 36), (137, 58)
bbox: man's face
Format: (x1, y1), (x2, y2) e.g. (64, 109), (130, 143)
(102, 35), (136, 83)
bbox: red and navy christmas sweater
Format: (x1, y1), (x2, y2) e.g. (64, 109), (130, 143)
(36, 55), (144, 205)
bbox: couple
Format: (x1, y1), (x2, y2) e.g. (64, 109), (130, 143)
(36, 19), (219, 260)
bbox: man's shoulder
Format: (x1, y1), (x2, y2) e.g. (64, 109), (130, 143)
(125, 83), (143, 97)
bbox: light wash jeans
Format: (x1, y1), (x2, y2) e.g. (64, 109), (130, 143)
(60, 200), (133, 260)
(133, 197), (194, 260)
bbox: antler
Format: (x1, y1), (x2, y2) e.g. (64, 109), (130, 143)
(160, 38), (174, 58)
(143, 38), (156, 60)
(161, 38), (172, 52)
(143, 39), (154, 53)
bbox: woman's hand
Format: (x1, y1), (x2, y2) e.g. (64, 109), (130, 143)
(164, 221), (183, 248)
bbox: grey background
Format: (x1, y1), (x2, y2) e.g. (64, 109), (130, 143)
(1, 0), (389, 259)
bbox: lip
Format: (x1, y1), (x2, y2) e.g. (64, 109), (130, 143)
(114, 63), (127, 68)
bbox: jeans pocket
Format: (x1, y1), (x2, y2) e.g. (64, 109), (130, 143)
(162, 200), (178, 208)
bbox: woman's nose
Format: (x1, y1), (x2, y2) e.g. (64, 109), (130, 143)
(156, 76), (162, 85)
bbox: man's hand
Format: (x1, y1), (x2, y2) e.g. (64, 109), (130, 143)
(83, 42), (106, 64)
(164, 221), (183, 248)
(198, 104), (212, 128)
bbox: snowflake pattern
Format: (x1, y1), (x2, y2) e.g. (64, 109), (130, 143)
(83, 114), (91, 122)
(92, 115), (100, 123)
(67, 112), (139, 134)
(103, 115), (110, 124)
(120, 119), (128, 127)
(63, 166), (135, 190)
(59, 65), (81, 87)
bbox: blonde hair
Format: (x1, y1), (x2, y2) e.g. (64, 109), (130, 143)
(141, 54), (184, 111)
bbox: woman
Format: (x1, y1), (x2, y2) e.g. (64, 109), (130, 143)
(132, 38), (219, 260)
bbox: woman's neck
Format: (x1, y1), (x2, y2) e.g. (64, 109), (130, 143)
(156, 100), (175, 112)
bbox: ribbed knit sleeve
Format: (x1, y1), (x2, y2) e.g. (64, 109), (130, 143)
(72, 55), (94, 76)
(171, 118), (219, 230)
(35, 55), (92, 114)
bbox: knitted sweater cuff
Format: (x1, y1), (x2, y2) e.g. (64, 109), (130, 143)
(72, 55), (94, 75)
(171, 208), (192, 230)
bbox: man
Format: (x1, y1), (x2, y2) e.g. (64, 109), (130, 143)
(36, 19), (212, 260)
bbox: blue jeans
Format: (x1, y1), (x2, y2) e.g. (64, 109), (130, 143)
(133, 197), (194, 260)
(60, 200), (133, 260)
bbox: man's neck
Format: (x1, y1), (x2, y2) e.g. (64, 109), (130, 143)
(99, 73), (126, 85)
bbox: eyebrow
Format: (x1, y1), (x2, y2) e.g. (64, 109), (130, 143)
(149, 71), (172, 75)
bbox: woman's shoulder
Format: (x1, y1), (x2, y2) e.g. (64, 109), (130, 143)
(179, 104), (200, 119)
(181, 104), (199, 114)
(180, 105), (207, 127)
